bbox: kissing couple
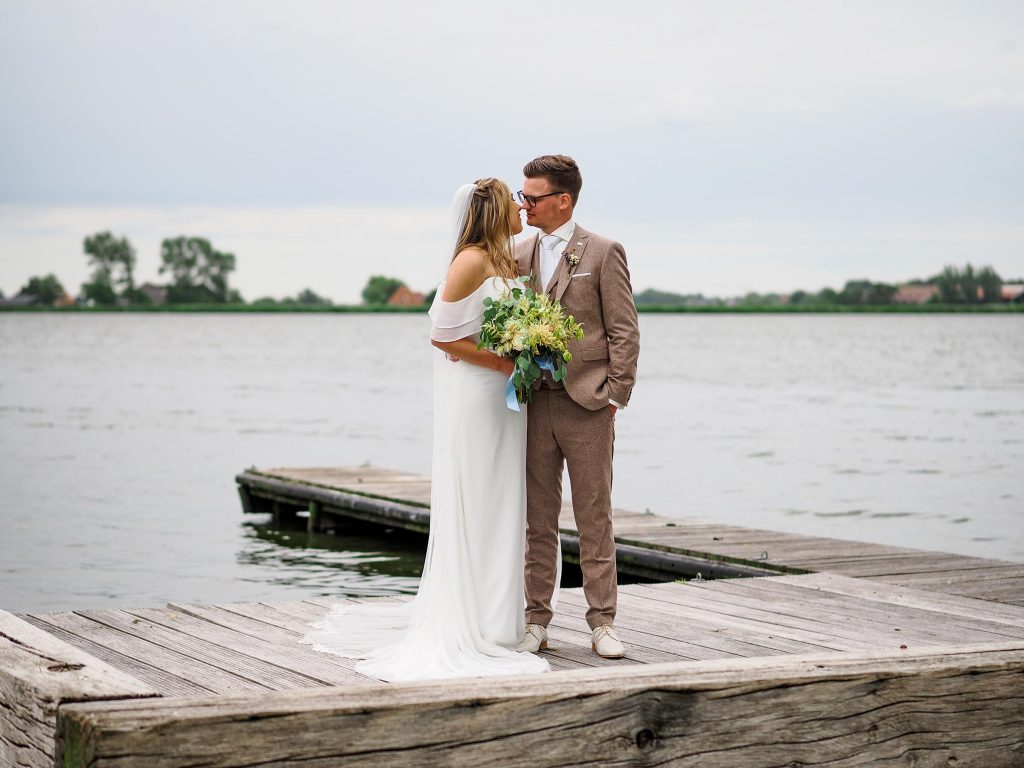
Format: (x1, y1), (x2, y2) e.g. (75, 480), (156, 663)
(304, 155), (640, 682)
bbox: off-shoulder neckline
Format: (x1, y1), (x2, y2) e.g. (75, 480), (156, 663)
(434, 275), (525, 305)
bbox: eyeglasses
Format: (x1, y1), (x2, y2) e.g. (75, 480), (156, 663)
(516, 190), (566, 208)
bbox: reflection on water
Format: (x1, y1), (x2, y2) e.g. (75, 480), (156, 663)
(236, 514), (593, 597)
(0, 312), (1021, 612)
(238, 515), (424, 597)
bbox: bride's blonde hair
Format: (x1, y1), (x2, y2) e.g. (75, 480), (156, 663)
(452, 178), (518, 279)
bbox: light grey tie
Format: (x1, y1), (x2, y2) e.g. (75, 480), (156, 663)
(540, 234), (561, 290)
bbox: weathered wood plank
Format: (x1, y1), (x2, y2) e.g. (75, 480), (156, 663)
(806, 556), (1023, 578)
(198, 600), (332, 633)
(297, 598), (643, 669)
(618, 582), (906, 651)
(622, 582), (963, 653)
(108, 607), (377, 689)
(18, 613), (213, 698)
(865, 565), (1024, 584)
(24, 610), (273, 696)
(542, 623), (691, 665)
(691, 578), (1024, 642)
(879, 578), (1024, 604)
(767, 572), (1024, 628)
(557, 588), (837, 657)
(551, 591), (757, 658)
(262, 466), (430, 484)
(56, 643), (1024, 768)
(0, 609), (157, 768)
(165, 603), (379, 686)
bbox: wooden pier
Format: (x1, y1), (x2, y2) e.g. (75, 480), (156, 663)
(236, 466), (1024, 604)
(2, 465), (1023, 767)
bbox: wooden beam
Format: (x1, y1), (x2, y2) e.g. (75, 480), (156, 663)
(57, 643), (1024, 767)
(0, 609), (158, 768)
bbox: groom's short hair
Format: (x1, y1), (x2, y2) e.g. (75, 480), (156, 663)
(523, 155), (582, 206)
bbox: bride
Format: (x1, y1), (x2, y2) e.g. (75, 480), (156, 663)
(302, 178), (551, 682)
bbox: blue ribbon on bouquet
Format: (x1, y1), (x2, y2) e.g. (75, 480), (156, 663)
(505, 356), (557, 412)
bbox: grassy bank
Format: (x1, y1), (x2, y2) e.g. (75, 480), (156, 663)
(2, 303), (1022, 314)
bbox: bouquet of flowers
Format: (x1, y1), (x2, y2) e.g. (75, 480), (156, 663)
(478, 281), (584, 409)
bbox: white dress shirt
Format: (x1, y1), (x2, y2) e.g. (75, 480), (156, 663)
(538, 219), (624, 412)
(539, 219), (576, 291)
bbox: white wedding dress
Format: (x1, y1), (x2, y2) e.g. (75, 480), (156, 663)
(302, 275), (551, 682)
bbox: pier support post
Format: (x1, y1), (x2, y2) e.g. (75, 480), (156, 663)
(237, 484), (255, 515)
(308, 501), (321, 533)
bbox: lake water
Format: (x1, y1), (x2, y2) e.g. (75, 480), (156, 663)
(1, 313), (1021, 613)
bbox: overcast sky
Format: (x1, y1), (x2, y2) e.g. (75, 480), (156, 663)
(1, 0), (1022, 301)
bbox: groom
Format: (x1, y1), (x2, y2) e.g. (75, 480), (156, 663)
(513, 155), (640, 659)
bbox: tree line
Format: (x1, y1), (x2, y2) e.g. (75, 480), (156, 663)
(6, 246), (1018, 309)
(4, 231), (241, 306)
(634, 264), (1016, 307)
(5, 231), (381, 308)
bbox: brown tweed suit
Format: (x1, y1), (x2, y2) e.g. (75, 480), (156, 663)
(515, 224), (640, 629)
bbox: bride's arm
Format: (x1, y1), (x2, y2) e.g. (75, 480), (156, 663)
(432, 338), (515, 376)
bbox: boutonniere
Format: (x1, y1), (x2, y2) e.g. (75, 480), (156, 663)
(563, 248), (581, 268)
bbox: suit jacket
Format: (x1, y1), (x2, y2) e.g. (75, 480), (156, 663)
(515, 224), (640, 411)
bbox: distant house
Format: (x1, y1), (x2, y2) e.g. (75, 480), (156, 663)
(139, 283), (169, 305)
(1002, 284), (1024, 303)
(0, 292), (43, 307)
(54, 293), (76, 307)
(387, 285), (425, 306)
(893, 284), (938, 304)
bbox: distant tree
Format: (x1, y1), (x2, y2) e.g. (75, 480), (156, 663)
(977, 266), (1002, 303)
(837, 279), (896, 305)
(632, 288), (719, 306)
(83, 231), (136, 304)
(81, 278), (117, 305)
(295, 288), (332, 306)
(788, 290), (811, 305)
(817, 287), (839, 304)
(159, 236), (237, 303)
(424, 287), (437, 306)
(251, 296), (279, 307)
(20, 274), (66, 305)
(934, 264), (1000, 304)
(936, 265), (971, 303)
(738, 292), (783, 306)
(361, 275), (405, 305)
(633, 288), (688, 305)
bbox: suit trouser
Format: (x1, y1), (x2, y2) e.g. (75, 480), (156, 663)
(525, 387), (617, 630)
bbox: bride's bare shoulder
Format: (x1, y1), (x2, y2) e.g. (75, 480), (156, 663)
(441, 248), (489, 302)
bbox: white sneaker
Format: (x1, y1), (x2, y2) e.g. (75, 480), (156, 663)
(591, 624), (625, 658)
(516, 623), (548, 653)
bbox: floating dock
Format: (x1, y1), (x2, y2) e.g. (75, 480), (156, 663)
(2, 465), (1022, 767)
